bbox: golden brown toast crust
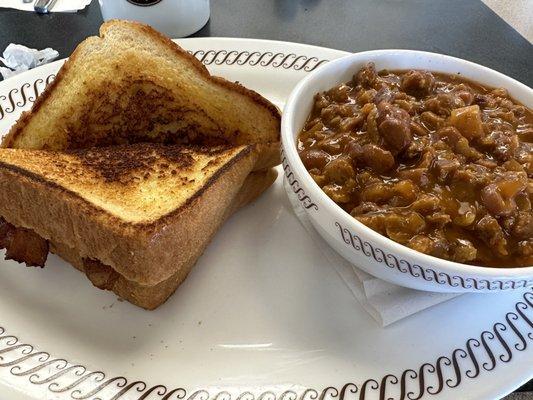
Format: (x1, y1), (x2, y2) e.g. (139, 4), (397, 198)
(0, 144), (253, 228)
(49, 169), (278, 309)
(0, 144), (257, 285)
(2, 20), (281, 169)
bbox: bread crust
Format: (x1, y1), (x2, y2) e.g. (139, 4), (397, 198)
(49, 169), (277, 309)
(0, 146), (257, 286)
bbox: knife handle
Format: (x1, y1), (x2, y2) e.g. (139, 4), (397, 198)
(34, 0), (59, 14)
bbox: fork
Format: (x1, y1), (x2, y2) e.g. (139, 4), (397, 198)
(34, 0), (58, 13)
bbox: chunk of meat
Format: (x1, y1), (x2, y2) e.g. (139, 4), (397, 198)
(356, 211), (427, 243)
(498, 173), (528, 196)
(357, 89), (377, 105)
(437, 126), (463, 146)
(410, 121), (429, 136)
(481, 172), (528, 217)
(453, 164), (491, 187)
(452, 239), (477, 263)
(512, 211), (533, 239)
(345, 141), (363, 161)
(361, 182), (395, 203)
(365, 106), (380, 143)
(313, 93), (330, 111)
(420, 111), (446, 131)
(397, 167), (429, 186)
(517, 240), (533, 257)
(453, 88), (474, 106)
(400, 70), (436, 97)
(404, 138), (427, 159)
(349, 143), (395, 173)
(490, 87), (508, 97)
(384, 212), (426, 243)
(324, 156), (355, 184)
(453, 202), (477, 227)
(426, 212), (452, 228)
(455, 137), (482, 160)
(436, 126), (481, 159)
(490, 110), (518, 126)
(0, 220), (49, 267)
(393, 180), (418, 202)
(374, 87), (395, 104)
(376, 101), (412, 153)
(317, 132), (346, 154)
(83, 258), (120, 291)
(350, 201), (381, 215)
(408, 234), (434, 254)
(431, 157), (460, 182)
(329, 84), (351, 102)
(410, 194), (441, 213)
(473, 93), (497, 108)
(449, 105), (485, 140)
(517, 125), (533, 142)
(339, 115), (365, 132)
(424, 93), (465, 116)
(354, 62), (377, 88)
(482, 130), (520, 161)
(476, 159), (498, 169)
(355, 213), (387, 234)
(322, 181), (354, 203)
(476, 215), (508, 256)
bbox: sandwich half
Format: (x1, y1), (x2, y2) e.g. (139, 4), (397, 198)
(0, 20), (281, 309)
(2, 20), (281, 170)
(0, 143), (275, 309)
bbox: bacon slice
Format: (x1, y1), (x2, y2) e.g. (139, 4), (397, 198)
(0, 217), (49, 267)
(83, 258), (120, 291)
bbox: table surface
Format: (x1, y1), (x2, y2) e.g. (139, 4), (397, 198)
(481, 0), (533, 43)
(0, 0), (532, 398)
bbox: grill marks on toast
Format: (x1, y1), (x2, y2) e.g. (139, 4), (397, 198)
(0, 143), (252, 223)
(71, 144), (198, 184)
(66, 78), (234, 150)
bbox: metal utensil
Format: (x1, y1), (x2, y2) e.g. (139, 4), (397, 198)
(34, 0), (58, 13)
(22, 0), (34, 3)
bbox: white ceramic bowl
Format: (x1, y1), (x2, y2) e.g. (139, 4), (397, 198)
(281, 49), (533, 293)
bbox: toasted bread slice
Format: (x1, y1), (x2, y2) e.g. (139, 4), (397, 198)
(0, 143), (257, 287)
(49, 169), (278, 309)
(2, 20), (281, 170)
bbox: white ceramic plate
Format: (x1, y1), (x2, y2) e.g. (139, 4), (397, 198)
(0, 38), (531, 400)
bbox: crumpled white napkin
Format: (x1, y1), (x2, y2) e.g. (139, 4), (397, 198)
(0, 0), (91, 12)
(0, 44), (59, 79)
(284, 179), (461, 327)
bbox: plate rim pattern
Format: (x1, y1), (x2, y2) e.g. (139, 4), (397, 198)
(1, 291), (531, 400)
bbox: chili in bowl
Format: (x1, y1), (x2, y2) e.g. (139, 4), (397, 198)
(281, 50), (533, 293)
